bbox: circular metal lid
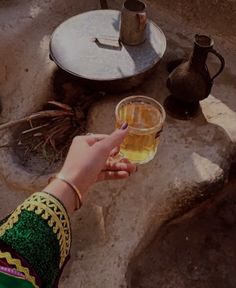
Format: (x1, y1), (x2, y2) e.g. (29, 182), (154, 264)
(50, 10), (166, 81)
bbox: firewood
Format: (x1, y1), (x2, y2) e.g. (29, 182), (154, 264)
(0, 110), (73, 132)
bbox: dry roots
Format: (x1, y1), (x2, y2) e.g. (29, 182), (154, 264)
(0, 100), (89, 164)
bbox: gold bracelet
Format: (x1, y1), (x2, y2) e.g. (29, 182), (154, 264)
(51, 173), (82, 210)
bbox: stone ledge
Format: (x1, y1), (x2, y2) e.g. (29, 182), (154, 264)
(0, 1), (235, 288)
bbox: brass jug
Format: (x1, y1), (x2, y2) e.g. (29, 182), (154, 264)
(167, 34), (225, 104)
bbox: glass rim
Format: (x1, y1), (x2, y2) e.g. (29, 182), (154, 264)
(115, 95), (166, 134)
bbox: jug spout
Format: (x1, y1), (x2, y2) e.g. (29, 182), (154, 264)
(194, 34), (214, 48)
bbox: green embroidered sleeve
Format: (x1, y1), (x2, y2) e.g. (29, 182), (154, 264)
(0, 192), (71, 288)
(0, 271), (35, 288)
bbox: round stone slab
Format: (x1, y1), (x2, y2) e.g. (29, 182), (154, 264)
(50, 10), (166, 81)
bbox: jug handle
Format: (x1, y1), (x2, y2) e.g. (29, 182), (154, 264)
(137, 12), (147, 31)
(209, 49), (225, 81)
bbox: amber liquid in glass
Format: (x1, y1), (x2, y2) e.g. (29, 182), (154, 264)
(117, 102), (161, 164)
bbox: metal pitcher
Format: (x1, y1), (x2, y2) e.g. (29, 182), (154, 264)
(120, 0), (147, 46)
(167, 34), (225, 103)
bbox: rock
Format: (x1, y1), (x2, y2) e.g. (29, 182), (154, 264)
(0, 1), (235, 288)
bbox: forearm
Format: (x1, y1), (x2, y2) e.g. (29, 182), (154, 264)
(44, 179), (78, 215)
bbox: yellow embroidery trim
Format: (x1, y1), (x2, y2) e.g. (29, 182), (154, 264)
(0, 207), (22, 238)
(0, 250), (39, 288)
(0, 192), (71, 268)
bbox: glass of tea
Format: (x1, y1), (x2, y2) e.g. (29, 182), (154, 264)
(115, 95), (166, 164)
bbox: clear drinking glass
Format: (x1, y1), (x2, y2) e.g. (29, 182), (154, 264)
(115, 95), (166, 164)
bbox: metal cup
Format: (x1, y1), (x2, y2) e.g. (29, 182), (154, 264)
(120, 0), (147, 46)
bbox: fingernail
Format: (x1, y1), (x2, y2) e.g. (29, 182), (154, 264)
(120, 122), (128, 130)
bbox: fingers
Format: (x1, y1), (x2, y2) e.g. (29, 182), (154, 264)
(97, 170), (130, 182)
(99, 157), (137, 182)
(120, 158), (133, 164)
(71, 128), (129, 179)
(80, 134), (108, 146)
(71, 134), (109, 153)
(104, 160), (137, 174)
(73, 130), (125, 149)
(76, 126), (128, 156)
(94, 126), (128, 154)
(110, 146), (120, 157)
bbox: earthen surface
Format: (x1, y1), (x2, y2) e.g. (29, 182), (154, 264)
(0, 1), (235, 287)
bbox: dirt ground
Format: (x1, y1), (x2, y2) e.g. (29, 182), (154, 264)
(130, 165), (236, 288)
(0, 1), (236, 287)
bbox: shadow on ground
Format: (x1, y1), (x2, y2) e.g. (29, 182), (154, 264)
(129, 165), (236, 288)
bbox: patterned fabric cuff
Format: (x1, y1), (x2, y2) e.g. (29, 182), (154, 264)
(0, 192), (72, 288)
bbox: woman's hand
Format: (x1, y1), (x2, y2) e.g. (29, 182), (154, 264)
(45, 125), (136, 214)
(60, 124), (136, 197)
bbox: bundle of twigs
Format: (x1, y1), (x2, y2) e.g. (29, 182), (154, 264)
(0, 100), (89, 164)
(0, 66), (104, 172)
